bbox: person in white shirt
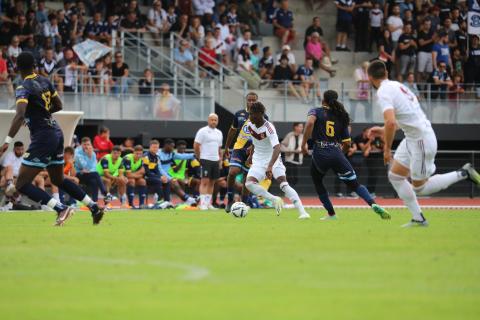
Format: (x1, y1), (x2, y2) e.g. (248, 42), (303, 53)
(194, 113), (224, 210)
(245, 102), (310, 219)
(147, 1), (170, 36)
(386, 5), (403, 45)
(367, 60), (480, 227)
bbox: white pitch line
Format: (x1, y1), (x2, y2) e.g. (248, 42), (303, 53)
(284, 204), (480, 210)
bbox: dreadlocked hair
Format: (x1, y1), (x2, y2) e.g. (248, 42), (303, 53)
(323, 90), (350, 127)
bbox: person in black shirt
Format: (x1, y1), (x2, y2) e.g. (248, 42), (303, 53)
(397, 23), (417, 81)
(259, 46), (274, 79)
(455, 20), (468, 55)
(120, 11), (146, 35)
(57, 10), (71, 47)
(11, 14), (33, 48)
(272, 55), (301, 99)
(417, 19), (435, 84)
(465, 35), (480, 86)
(354, 127), (384, 197)
(353, 0), (372, 52)
(111, 52), (132, 95)
(378, 29), (394, 77)
(138, 68), (154, 94)
(0, 22), (15, 47)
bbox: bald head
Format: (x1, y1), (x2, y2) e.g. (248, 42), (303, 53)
(208, 113), (219, 128)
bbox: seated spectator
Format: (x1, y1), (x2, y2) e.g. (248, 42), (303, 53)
(352, 61), (372, 121)
(0, 50), (13, 96)
(43, 13), (61, 46)
(88, 58), (111, 94)
(227, 3), (240, 35)
(432, 31), (452, 71)
(386, 4), (403, 47)
(403, 72), (420, 99)
(212, 27), (229, 64)
(0, 22), (14, 47)
(193, 0), (215, 16)
(465, 35), (480, 87)
(189, 16), (205, 47)
(166, 5), (178, 26)
(101, 14), (119, 44)
(216, 14), (233, 46)
(174, 39), (195, 71)
(275, 45), (296, 73)
(111, 51), (132, 95)
(147, 0), (170, 42)
(296, 58), (321, 103)
(199, 37), (220, 78)
(22, 37), (41, 64)
(122, 145), (147, 208)
(238, 0), (260, 36)
(171, 14), (190, 39)
(85, 11), (105, 41)
(236, 43), (262, 89)
(93, 127), (114, 160)
(430, 61), (453, 99)
(369, 2), (383, 51)
(36, 0), (48, 25)
(334, 0), (354, 51)
(97, 145), (128, 207)
(397, 23), (417, 81)
(305, 32), (336, 77)
(273, 54), (301, 99)
(68, 12), (85, 45)
(273, 0), (296, 45)
(14, 14), (33, 47)
(138, 68), (154, 95)
(7, 36), (22, 60)
(259, 46), (274, 80)
(213, 2), (228, 24)
(120, 10), (146, 36)
(155, 83), (181, 119)
(235, 29), (253, 54)
(250, 44), (261, 72)
(304, 17), (337, 64)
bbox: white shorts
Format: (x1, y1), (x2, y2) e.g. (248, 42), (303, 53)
(247, 159), (286, 181)
(394, 129), (438, 180)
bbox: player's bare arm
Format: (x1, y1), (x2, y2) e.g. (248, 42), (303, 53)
(301, 115), (316, 155)
(223, 126), (238, 158)
(266, 144), (281, 179)
(383, 109), (397, 165)
(49, 94), (63, 113)
(1, 102), (27, 156)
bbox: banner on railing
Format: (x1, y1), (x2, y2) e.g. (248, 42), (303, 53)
(73, 39), (112, 67)
(468, 0), (480, 34)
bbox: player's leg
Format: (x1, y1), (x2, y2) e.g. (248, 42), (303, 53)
(226, 150), (244, 211)
(135, 178), (147, 207)
(244, 163), (282, 215)
(127, 178), (136, 207)
(274, 162), (309, 219)
(171, 179), (196, 205)
(117, 177), (128, 206)
(310, 162), (337, 219)
(47, 165), (104, 224)
(205, 162), (220, 209)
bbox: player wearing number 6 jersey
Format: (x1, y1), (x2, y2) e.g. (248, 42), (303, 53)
(301, 90), (390, 220)
(0, 52), (105, 226)
(245, 102), (310, 219)
(367, 60), (480, 227)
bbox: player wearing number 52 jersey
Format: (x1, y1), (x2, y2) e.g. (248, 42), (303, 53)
(0, 52), (105, 226)
(301, 90), (390, 220)
(367, 60), (480, 227)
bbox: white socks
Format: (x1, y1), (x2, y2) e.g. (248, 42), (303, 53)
(280, 182), (308, 215)
(82, 195), (94, 206)
(200, 194), (212, 207)
(52, 193), (60, 202)
(388, 172), (424, 221)
(245, 181), (276, 202)
(414, 171), (466, 196)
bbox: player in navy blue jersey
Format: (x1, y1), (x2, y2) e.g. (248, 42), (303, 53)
(301, 90), (390, 220)
(0, 52), (105, 226)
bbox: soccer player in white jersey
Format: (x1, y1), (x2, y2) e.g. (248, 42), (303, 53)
(367, 60), (480, 227)
(245, 101), (310, 219)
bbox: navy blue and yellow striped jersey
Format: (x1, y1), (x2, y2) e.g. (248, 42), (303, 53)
(307, 106), (351, 144)
(15, 73), (59, 134)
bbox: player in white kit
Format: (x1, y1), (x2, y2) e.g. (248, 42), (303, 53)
(244, 101), (310, 219)
(367, 60), (480, 227)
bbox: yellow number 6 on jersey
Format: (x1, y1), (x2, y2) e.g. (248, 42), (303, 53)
(326, 121), (335, 137)
(41, 91), (51, 111)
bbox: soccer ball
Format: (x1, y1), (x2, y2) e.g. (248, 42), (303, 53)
(230, 202), (249, 218)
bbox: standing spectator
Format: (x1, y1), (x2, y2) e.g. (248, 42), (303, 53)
(354, 0), (372, 52)
(189, 16), (205, 47)
(417, 19), (435, 84)
(237, 44), (261, 89)
(155, 83), (181, 119)
(259, 46), (274, 80)
(456, 20), (468, 55)
(305, 32), (336, 77)
(88, 58), (111, 94)
(238, 0), (260, 36)
(440, 17), (458, 50)
(280, 122), (304, 187)
(93, 127), (114, 160)
(0, 22), (15, 47)
(386, 4), (403, 47)
(354, 128), (384, 197)
(173, 39), (195, 71)
(452, 48), (465, 77)
(138, 68), (154, 95)
(432, 31), (452, 71)
(0, 49), (12, 97)
(166, 5), (178, 27)
(378, 29), (395, 76)
(430, 61), (453, 99)
(57, 10), (71, 47)
(397, 23), (417, 81)
(369, 1), (383, 52)
(352, 61), (371, 121)
(147, 0), (170, 41)
(273, 0), (296, 45)
(448, 73), (464, 121)
(74, 137), (111, 203)
(111, 51), (131, 95)
(465, 35), (480, 89)
(334, 0), (354, 51)
(194, 113), (223, 210)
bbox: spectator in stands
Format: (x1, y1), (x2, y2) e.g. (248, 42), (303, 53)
(147, 0), (170, 42)
(281, 122), (304, 187)
(57, 10), (70, 47)
(112, 51), (132, 95)
(448, 73), (465, 120)
(74, 137), (112, 202)
(456, 20), (468, 55)
(403, 72), (420, 99)
(102, 14), (119, 44)
(68, 12), (85, 45)
(97, 145), (128, 207)
(123, 145), (147, 208)
(238, 0), (260, 36)
(430, 61), (453, 99)
(189, 16), (205, 47)
(193, 0), (215, 16)
(452, 48), (465, 77)
(120, 10), (146, 36)
(237, 43), (261, 89)
(296, 58), (321, 103)
(273, 54), (301, 99)
(305, 32), (336, 77)
(369, 2), (383, 51)
(22, 37), (41, 63)
(387, 4), (403, 47)
(259, 46), (274, 80)
(378, 29), (395, 76)
(14, 14), (33, 47)
(155, 83), (181, 119)
(226, 3), (240, 34)
(94, 127), (114, 160)
(273, 0), (296, 45)
(216, 14), (231, 43)
(304, 17), (337, 64)
(466, 35), (480, 88)
(88, 58), (111, 94)
(250, 44), (261, 72)
(275, 44), (296, 72)
(85, 11), (105, 41)
(7, 36), (22, 60)
(450, 7), (461, 31)
(352, 61), (372, 121)
(36, 0), (48, 25)
(0, 21), (14, 47)
(417, 19), (435, 84)
(0, 50), (12, 96)
(432, 31), (452, 71)
(354, 128), (384, 197)
(171, 14), (190, 39)
(397, 23), (417, 81)
(402, 9), (416, 30)
(212, 27), (228, 64)
(139, 68), (154, 95)
(199, 37), (220, 78)
(174, 39), (195, 71)
(354, 0), (372, 52)
(121, 0), (141, 17)
(334, 0), (354, 51)
(440, 17), (457, 50)
(236, 29), (253, 54)
(59, 48), (84, 92)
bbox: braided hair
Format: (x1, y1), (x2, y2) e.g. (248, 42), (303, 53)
(323, 90), (350, 127)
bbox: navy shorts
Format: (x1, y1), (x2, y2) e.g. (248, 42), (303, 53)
(22, 128), (65, 168)
(311, 146), (357, 181)
(229, 149), (249, 172)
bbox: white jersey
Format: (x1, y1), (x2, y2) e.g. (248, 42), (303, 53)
(249, 120), (280, 163)
(376, 79), (432, 140)
(194, 125), (223, 161)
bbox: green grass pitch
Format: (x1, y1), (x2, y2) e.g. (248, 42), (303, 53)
(0, 208), (479, 320)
